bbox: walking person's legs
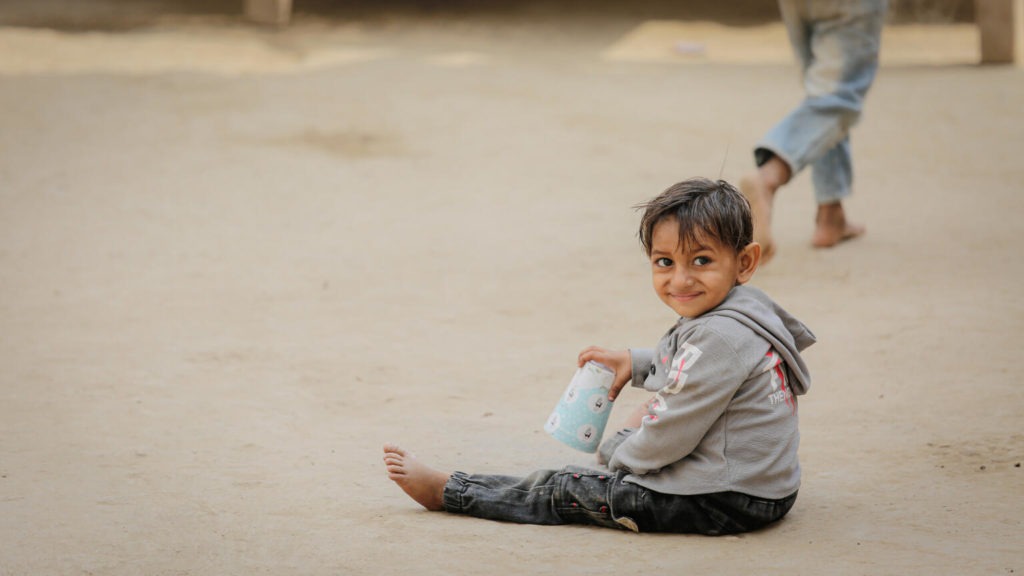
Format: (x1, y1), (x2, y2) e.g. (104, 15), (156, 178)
(743, 0), (886, 257)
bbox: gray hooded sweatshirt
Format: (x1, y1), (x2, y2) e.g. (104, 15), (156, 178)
(605, 285), (816, 500)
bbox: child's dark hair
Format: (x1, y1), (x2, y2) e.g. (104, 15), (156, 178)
(636, 178), (753, 256)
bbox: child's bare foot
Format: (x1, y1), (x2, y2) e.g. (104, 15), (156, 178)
(812, 203), (865, 248)
(740, 175), (777, 262)
(382, 444), (449, 511)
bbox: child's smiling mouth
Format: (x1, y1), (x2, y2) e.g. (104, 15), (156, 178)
(671, 292), (702, 302)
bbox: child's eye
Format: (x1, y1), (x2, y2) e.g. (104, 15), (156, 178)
(693, 256), (711, 266)
(655, 257), (673, 267)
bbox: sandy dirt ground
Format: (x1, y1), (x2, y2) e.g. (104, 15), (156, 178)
(1, 2), (1022, 575)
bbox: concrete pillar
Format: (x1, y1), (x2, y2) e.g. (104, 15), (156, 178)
(244, 0), (292, 26)
(976, 0), (1024, 63)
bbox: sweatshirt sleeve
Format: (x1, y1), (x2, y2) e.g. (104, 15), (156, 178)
(608, 326), (747, 475)
(629, 348), (655, 388)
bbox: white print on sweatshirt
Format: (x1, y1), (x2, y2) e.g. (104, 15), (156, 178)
(646, 342), (703, 424)
(763, 350), (795, 412)
(647, 346), (795, 424)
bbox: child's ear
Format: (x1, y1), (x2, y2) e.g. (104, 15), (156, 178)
(735, 242), (761, 284)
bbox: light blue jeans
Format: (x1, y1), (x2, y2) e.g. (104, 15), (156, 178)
(755, 0), (887, 204)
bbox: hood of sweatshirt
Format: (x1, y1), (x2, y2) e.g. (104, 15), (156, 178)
(705, 285), (816, 396)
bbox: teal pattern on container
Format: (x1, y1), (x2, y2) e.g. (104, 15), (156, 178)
(545, 361), (615, 453)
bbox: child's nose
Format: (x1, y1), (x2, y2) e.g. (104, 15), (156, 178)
(672, 268), (694, 288)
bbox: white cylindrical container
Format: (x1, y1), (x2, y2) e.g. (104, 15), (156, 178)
(544, 361), (615, 453)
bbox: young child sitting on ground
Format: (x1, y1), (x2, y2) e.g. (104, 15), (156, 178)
(382, 177), (816, 535)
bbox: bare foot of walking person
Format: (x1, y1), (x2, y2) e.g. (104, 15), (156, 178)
(740, 155), (790, 263)
(740, 176), (776, 262)
(811, 202), (865, 248)
(382, 444), (449, 511)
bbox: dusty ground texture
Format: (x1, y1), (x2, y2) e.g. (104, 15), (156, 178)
(1, 2), (1022, 575)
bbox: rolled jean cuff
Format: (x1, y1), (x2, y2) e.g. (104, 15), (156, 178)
(754, 145), (797, 173)
(441, 471), (471, 513)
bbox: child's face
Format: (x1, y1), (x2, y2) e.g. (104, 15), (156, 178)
(649, 218), (760, 318)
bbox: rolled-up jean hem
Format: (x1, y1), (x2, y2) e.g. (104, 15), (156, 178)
(441, 471), (469, 513)
(754, 145), (796, 173)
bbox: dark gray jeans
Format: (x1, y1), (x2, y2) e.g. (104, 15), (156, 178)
(442, 466), (797, 535)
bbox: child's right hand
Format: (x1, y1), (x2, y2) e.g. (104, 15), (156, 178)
(576, 346), (632, 401)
